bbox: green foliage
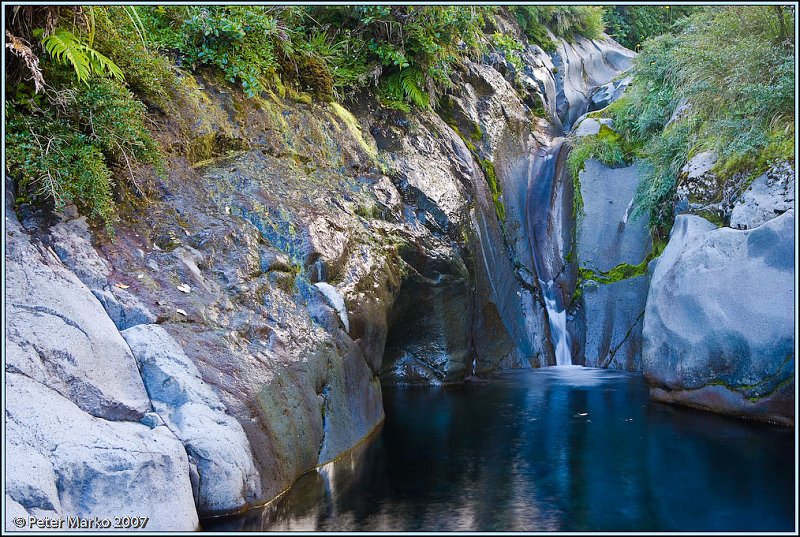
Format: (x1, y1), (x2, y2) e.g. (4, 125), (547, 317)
(567, 125), (632, 179)
(381, 67), (428, 110)
(512, 6), (604, 47)
(6, 113), (116, 222)
(490, 32), (525, 73)
(92, 6), (177, 110)
(38, 28), (123, 85)
(603, 6), (700, 50)
(139, 5), (489, 108)
(177, 6), (285, 98)
(607, 6), (795, 229)
(6, 36), (161, 227)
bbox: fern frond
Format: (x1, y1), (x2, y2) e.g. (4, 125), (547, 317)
(85, 48), (123, 80)
(43, 29), (91, 83)
(41, 28), (124, 85)
(400, 68), (429, 108)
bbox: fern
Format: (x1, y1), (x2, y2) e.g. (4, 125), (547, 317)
(383, 67), (429, 109)
(400, 68), (429, 108)
(38, 28), (123, 85)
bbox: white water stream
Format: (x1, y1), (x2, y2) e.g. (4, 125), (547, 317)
(541, 279), (572, 366)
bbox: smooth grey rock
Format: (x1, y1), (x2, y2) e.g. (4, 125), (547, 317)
(642, 211), (795, 425)
(5, 207), (150, 421)
(577, 160), (652, 273)
(582, 275), (648, 370)
(682, 151), (717, 180)
(575, 159), (652, 371)
(588, 76), (631, 111)
(92, 287), (157, 330)
(572, 116), (613, 138)
(730, 162), (795, 230)
(6, 373), (199, 530)
(121, 324), (261, 515)
(48, 216), (110, 289)
(552, 34), (635, 130)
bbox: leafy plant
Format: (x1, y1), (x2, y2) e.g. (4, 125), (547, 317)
(37, 28), (122, 85)
(567, 124), (632, 180)
(607, 6), (795, 229)
(603, 6), (699, 50)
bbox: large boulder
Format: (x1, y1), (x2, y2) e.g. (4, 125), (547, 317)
(5, 207), (151, 421)
(642, 211), (795, 425)
(6, 373), (199, 531)
(121, 324), (261, 515)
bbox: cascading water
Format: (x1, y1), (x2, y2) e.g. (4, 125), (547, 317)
(541, 279), (572, 366)
(526, 138), (576, 366)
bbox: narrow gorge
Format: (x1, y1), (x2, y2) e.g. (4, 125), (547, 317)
(4, 5), (795, 532)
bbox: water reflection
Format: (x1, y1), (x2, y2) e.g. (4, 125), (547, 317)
(204, 368), (794, 532)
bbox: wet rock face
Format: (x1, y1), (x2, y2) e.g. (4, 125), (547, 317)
(642, 212), (795, 425)
(551, 34), (635, 131)
(381, 238), (473, 385)
(573, 159), (652, 371)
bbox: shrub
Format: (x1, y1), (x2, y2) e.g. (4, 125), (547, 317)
(178, 6), (286, 98)
(512, 6), (605, 47)
(607, 6), (794, 229)
(6, 76), (161, 225)
(603, 6), (700, 50)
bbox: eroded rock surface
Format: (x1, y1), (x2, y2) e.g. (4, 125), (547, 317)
(5, 206), (198, 530)
(121, 324), (261, 515)
(572, 159), (652, 371)
(642, 212), (795, 425)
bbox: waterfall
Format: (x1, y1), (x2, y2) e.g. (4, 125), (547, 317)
(526, 139), (576, 367)
(540, 279), (572, 366)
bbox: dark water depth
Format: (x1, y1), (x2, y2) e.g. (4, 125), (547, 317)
(204, 367), (795, 532)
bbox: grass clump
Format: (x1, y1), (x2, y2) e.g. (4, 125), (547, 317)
(567, 124), (633, 180)
(480, 159), (505, 221)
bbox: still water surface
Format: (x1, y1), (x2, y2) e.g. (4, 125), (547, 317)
(204, 367), (795, 532)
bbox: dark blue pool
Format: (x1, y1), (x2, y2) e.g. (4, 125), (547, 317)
(204, 367), (795, 532)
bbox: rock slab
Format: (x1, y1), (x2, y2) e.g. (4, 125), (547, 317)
(122, 324), (261, 515)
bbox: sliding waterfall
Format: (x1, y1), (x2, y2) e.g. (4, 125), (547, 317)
(526, 138), (576, 366)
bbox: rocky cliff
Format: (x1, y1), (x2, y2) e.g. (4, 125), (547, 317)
(5, 22), (636, 527)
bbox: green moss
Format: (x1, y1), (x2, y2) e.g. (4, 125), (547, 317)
(480, 159), (506, 221)
(327, 102), (377, 161)
(567, 124), (635, 180)
(292, 92), (313, 105)
(470, 124), (484, 143)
